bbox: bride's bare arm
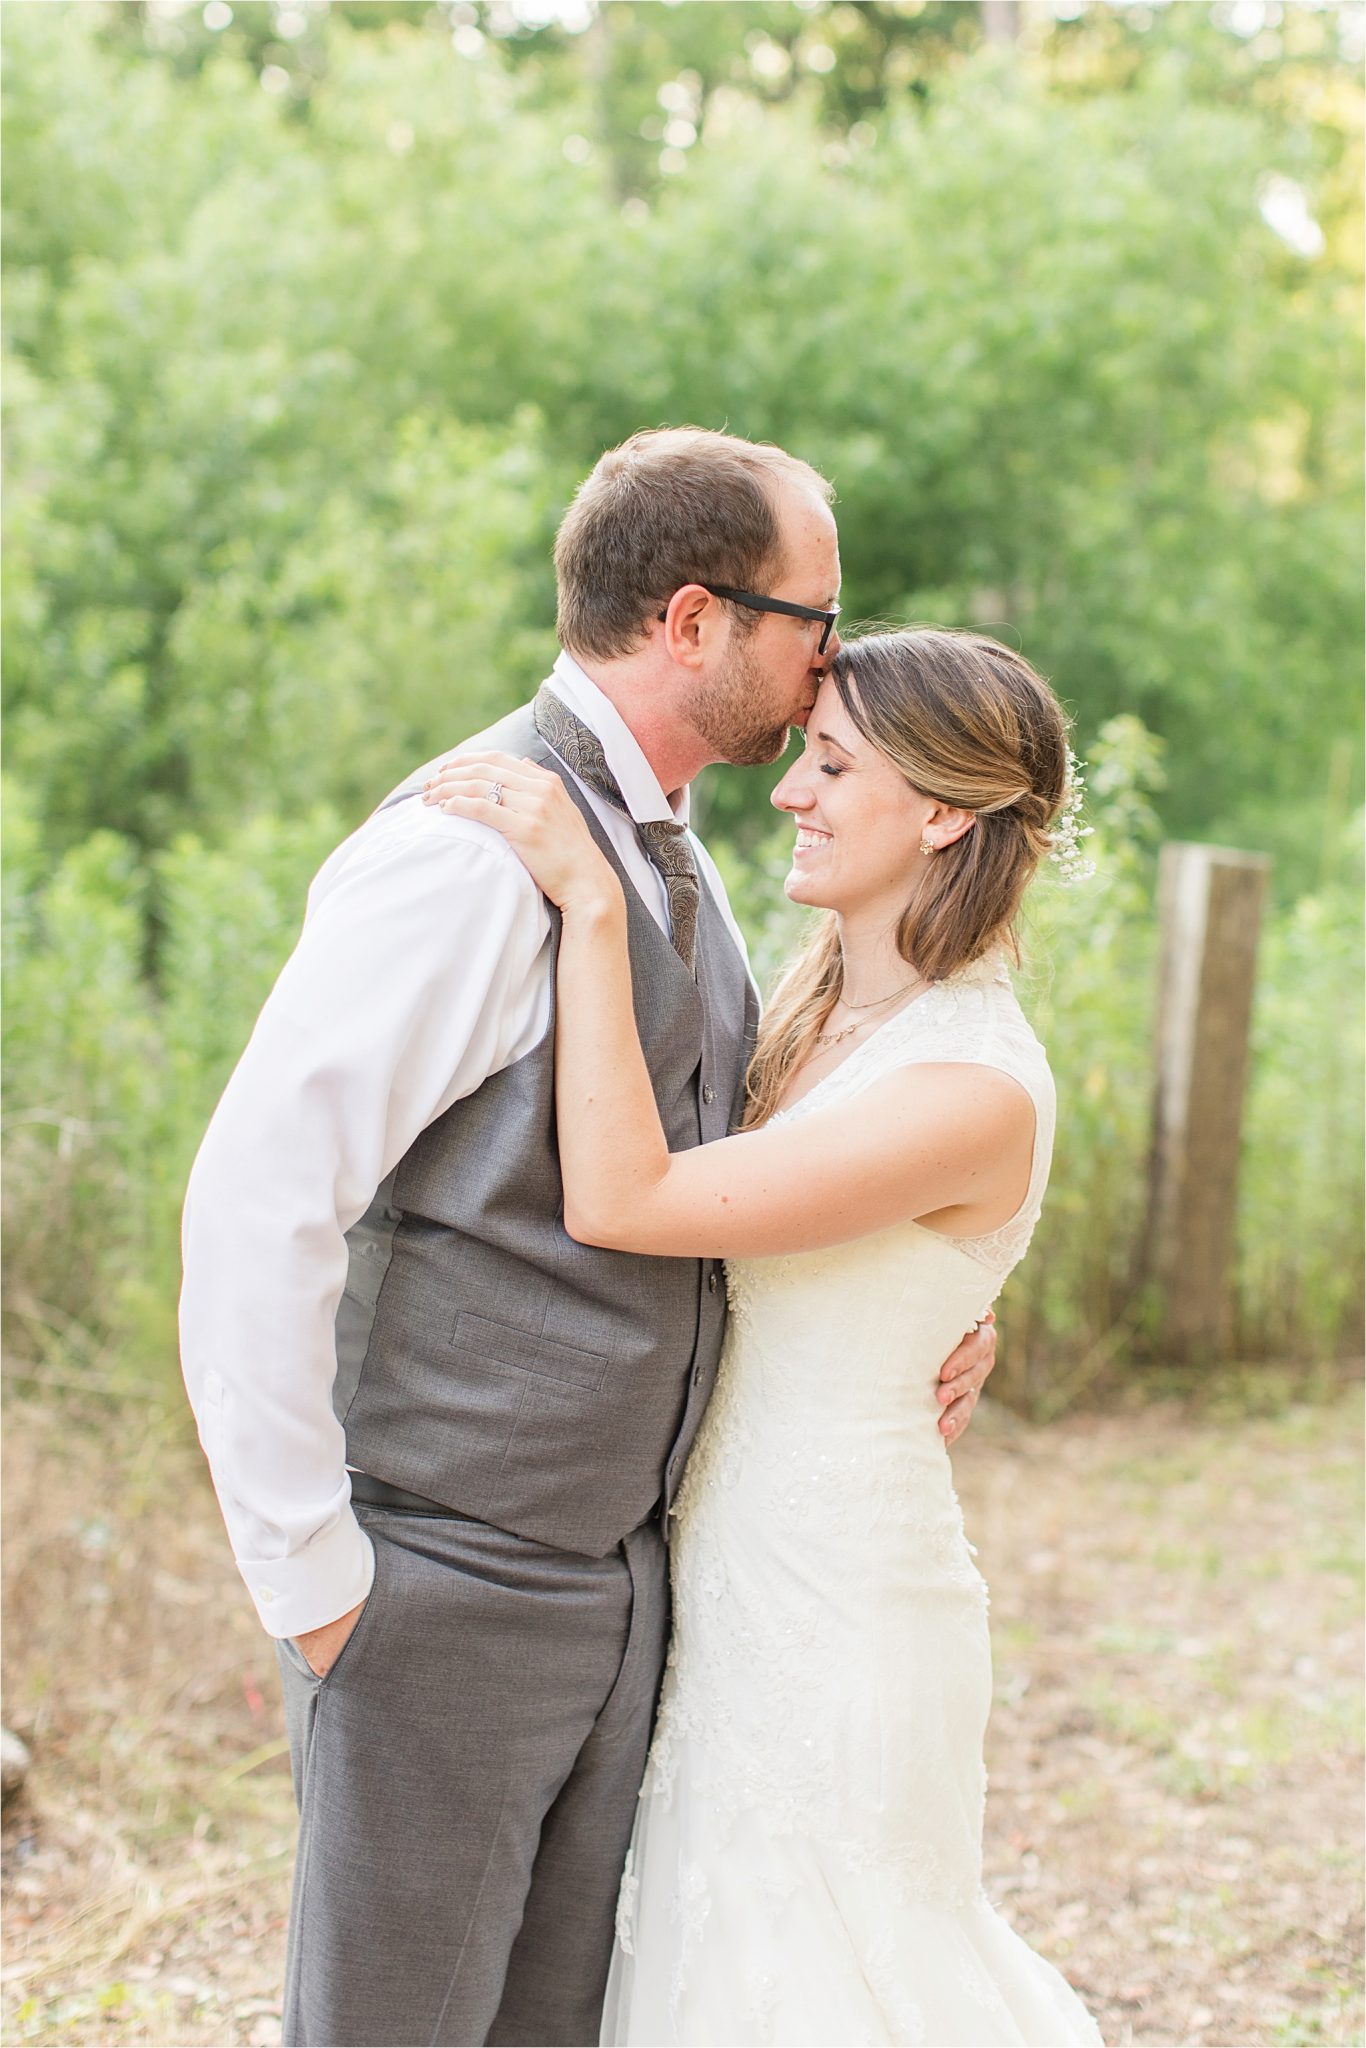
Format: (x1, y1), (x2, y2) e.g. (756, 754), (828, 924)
(554, 1023), (1032, 1260)
(426, 752), (1034, 1261)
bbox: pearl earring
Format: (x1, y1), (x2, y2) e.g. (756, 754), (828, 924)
(920, 837), (935, 856)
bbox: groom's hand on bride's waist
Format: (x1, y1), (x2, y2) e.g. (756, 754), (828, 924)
(294, 1596), (368, 1678)
(936, 1312), (997, 1446)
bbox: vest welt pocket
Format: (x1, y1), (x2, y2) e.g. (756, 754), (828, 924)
(450, 1310), (608, 1393)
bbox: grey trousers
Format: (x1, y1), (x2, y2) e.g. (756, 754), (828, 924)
(275, 1503), (668, 2048)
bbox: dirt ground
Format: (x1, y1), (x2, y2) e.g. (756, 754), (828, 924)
(3, 1384), (1362, 2048)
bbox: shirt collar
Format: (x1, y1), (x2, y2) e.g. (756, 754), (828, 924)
(547, 650), (688, 828)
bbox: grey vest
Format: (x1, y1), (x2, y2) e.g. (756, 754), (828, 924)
(332, 704), (759, 1556)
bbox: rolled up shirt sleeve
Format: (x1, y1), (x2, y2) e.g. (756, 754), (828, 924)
(179, 806), (549, 1638)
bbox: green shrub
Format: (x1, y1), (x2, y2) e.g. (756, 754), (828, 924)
(2, 800), (347, 1385)
(1238, 843), (1365, 1360)
(2, 783), (159, 1374)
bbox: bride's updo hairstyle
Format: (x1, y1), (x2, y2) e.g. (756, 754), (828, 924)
(742, 628), (1071, 1130)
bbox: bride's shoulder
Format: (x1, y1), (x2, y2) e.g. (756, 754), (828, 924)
(915, 950), (1052, 1078)
(923, 948), (1024, 1029)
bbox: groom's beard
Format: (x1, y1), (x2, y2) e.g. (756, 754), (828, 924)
(690, 639), (808, 768)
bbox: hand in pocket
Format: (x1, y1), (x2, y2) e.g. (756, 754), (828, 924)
(294, 1595), (368, 1678)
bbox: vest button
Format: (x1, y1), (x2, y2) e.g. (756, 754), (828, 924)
(708, 1270), (719, 1293)
(702, 1084), (716, 1105)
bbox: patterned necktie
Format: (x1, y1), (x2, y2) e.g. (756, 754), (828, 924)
(533, 687), (700, 975)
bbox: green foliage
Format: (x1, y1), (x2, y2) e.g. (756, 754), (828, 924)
(1239, 837), (1365, 1358)
(2, 0), (1361, 1398)
(1, 798), (347, 1377)
(162, 413), (564, 835)
(2, 780), (159, 1364)
(1004, 717), (1168, 1402)
(3, 2), (1359, 870)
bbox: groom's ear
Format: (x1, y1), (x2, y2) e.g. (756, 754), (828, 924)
(659, 585), (717, 668)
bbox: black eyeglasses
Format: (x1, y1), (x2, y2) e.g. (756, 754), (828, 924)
(657, 584), (842, 655)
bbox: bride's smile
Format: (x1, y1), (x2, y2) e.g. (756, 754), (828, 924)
(772, 675), (976, 929)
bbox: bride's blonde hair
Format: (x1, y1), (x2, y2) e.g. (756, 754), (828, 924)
(741, 629), (1071, 1130)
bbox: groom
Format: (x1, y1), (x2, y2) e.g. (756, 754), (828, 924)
(180, 427), (997, 2047)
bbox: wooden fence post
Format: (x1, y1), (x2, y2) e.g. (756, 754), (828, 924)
(1140, 842), (1272, 1360)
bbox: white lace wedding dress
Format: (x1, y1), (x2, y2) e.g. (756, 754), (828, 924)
(601, 954), (1104, 2047)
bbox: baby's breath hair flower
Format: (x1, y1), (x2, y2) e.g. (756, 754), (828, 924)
(1049, 746), (1096, 884)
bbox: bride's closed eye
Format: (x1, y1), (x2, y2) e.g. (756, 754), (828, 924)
(819, 763), (844, 778)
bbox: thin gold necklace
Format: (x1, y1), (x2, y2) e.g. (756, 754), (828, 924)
(815, 977), (925, 1049)
(841, 980), (922, 1012)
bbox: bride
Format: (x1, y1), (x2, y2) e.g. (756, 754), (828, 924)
(425, 627), (1103, 2048)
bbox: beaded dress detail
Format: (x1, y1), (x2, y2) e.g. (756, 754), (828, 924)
(601, 953), (1102, 2047)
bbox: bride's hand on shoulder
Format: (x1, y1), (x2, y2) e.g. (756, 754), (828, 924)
(423, 751), (623, 921)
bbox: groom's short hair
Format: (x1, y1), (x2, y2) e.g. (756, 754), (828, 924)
(555, 427), (834, 662)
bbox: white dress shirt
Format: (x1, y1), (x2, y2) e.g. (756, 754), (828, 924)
(180, 653), (751, 1639)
